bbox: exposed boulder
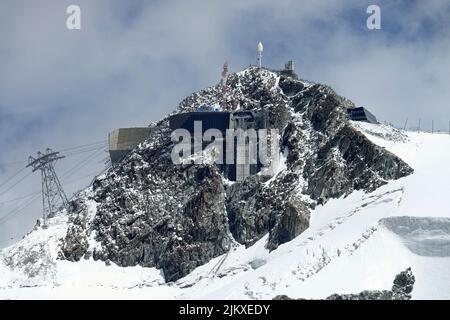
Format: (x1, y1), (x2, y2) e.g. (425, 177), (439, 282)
(273, 268), (416, 300)
(326, 268), (415, 300)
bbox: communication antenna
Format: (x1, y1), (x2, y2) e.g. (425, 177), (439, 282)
(27, 148), (68, 226)
(257, 42), (263, 68)
(220, 61), (229, 111)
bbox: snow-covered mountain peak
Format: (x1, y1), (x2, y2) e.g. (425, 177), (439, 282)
(2, 66), (437, 299)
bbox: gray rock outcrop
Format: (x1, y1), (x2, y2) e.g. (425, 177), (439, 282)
(59, 67), (413, 281)
(273, 268), (416, 300)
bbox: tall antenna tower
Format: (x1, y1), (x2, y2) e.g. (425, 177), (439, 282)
(257, 42), (263, 68)
(220, 61), (229, 111)
(27, 148), (68, 226)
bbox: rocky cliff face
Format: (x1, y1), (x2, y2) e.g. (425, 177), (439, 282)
(60, 127), (231, 282)
(60, 67), (413, 281)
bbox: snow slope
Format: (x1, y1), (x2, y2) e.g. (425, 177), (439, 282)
(1, 123), (449, 299)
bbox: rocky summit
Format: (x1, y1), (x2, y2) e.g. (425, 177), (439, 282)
(59, 66), (413, 282)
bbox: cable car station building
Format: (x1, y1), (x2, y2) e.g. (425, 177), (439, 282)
(169, 110), (267, 181)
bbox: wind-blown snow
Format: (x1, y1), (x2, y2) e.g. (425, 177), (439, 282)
(1, 123), (449, 299)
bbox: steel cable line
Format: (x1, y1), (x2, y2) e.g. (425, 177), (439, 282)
(0, 141), (108, 226)
(58, 140), (107, 153)
(62, 147), (105, 179)
(63, 169), (106, 185)
(0, 146), (103, 196)
(0, 191), (41, 205)
(63, 145), (107, 157)
(64, 143), (106, 153)
(62, 141), (107, 155)
(0, 167), (106, 206)
(61, 146), (105, 180)
(0, 170), (33, 197)
(0, 140), (106, 168)
(0, 167), (105, 224)
(0, 141), (106, 195)
(0, 160), (28, 167)
(0, 192), (41, 225)
(0, 167), (27, 190)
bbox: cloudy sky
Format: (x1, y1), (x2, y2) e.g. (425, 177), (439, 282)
(0, 0), (449, 247)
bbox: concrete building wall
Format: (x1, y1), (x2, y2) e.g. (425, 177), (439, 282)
(347, 107), (378, 124)
(169, 112), (232, 134)
(108, 127), (152, 164)
(169, 111), (268, 182)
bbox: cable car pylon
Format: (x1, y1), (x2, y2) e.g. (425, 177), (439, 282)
(27, 148), (68, 226)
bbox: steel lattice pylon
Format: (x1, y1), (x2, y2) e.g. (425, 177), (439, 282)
(27, 148), (68, 226)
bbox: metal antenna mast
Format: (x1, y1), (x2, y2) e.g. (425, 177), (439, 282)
(257, 42), (263, 68)
(27, 148), (68, 226)
(220, 61), (229, 111)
